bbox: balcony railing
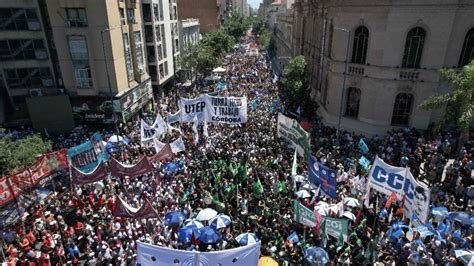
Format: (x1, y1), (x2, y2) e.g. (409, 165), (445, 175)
(348, 66), (365, 76)
(399, 70), (420, 81)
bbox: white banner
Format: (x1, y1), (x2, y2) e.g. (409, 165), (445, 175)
(170, 137), (186, 154)
(140, 114), (167, 144)
(204, 95), (247, 124)
(277, 113), (311, 157)
(179, 95), (248, 124)
(137, 242), (260, 266)
(368, 156), (430, 223)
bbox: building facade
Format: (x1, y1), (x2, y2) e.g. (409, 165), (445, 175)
(142, 0), (179, 95)
(0, 0), (59, 125)
(178, 18), (201, 83)
(178, 0), (222, 34)
(273, 6), (294, 74)
(45, 0), (152, 124)
(293, 0), (474, 135)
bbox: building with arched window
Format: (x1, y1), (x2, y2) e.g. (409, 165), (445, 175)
(293, 0), (474, 135)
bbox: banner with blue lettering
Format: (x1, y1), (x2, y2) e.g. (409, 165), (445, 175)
(137, 242), (260, 265)
(179, 95), (247, 124)
(308, 155), (337, 199)
(67, 132), (108, 173)
(368, 156), (430, 223)
(179, 96), (207, 122)
(358, 139), (369, 154)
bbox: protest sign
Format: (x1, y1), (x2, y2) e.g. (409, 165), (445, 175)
(110, 157), (155, 178)
(205, 95), (248, 124)
(323, 217), (349, 242)
(67, 132), (108, 173)
(277, 113), (311, 157)
(113, 196), (159, 219)
(71, 162), (108, 185)
(368, 156), (430, 223)
(179, 96), (207, 122)
(359, 139), (369, 154)
(293, 200), (316, 227)
(308, 155), (337, 199)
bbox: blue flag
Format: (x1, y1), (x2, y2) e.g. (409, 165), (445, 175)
(251, 99), (258, 111)
(358, 139), (369, 154)
(358, 156), (370, 171)
(308, 155), (337, 199)
(287, 232), (299, 243)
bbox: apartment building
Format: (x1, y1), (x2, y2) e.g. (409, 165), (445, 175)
(0, 0), (60, 126)
(178, 0), (222, 34)
(45, 0), (152, 124)
(178, 18), (201, 83)
(142, 0), (179, 94)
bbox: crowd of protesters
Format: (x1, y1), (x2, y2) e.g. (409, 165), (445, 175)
(1, 35), (473, 266)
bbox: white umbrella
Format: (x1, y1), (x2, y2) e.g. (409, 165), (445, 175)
(235, 233), (259, 246)
(343, 197), (360, 208)
(108, 135), (123, 143)
(293, 175), (305, 183)
(183, 219), (204, 228)
(195, 208), (218, 221)
(328, 204), (339, 214)
(455, 250), (474, 265)
(342, 211), (356, 221)
(315, 202), (329, 216)
(209, 214), (232, 229)
(212, 67), (226, 73)
(296, 190), (311, 198)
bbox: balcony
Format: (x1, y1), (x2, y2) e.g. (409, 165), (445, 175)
(399, 70), (420, 81)
(145, 25), (154, 43)
(348, 66), (364, 76)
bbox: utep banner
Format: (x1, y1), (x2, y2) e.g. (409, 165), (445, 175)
(368, 156), (430, 223)
(0, 149), (68, 207)
(67, 132), (108, 173)
(110, 157), (154, 178)
(277, 113), (311, 157)
(137, 242), (260, 266)
(308, 155), (337, 199)
(179, 95), (248, 124)
(71, 162), (108, 185)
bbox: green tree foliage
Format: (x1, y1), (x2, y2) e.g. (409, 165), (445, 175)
(223, 14), (250, 40)
(257, 28), (271, 50)
(251, 16), (266, 36)
(201, 30), (235, 58)
(281, 56), (308, 111)
(0, 134), (52, 176)
(420, 60), (474, 142)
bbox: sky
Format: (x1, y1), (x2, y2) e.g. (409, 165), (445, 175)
(247, 0), (262, 9)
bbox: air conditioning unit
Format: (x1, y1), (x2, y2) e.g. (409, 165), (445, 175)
(30, 88), (43, 97)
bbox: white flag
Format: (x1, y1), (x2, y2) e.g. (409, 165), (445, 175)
(153, 138), (166, 152)
(170, 137), (186, 154)
(192, 115), (199, 145)
(203, 122), (209, 138)
(140, 113), (167, 144)
(291, 149), (297, 176)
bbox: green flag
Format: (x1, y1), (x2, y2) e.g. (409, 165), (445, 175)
(337, 230), (344, 246)
(238, 164), (248, 181)
(253, 178), (264, 197)
(212, 193), (222, 205)
(320, 219), (327, 248)
(228, 163), (238, 177)
(278, 180), (288, 194)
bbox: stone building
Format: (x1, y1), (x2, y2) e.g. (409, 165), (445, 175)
(293, 0), (474, 135)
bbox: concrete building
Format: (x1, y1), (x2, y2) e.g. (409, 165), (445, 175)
(0, 0), (60, 126)
(45, 0), (152, 124)
(273, 10), (294, 74)
(178, 18), (201, 83)
(142, 0), (179, 95)
(293, 0), (474, 135)
(178, 0), (223, 34)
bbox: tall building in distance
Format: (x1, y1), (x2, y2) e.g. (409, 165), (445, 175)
(45, 0), (152, 124)
(0, 0), (60, 125)
(142, 0), (179, 95)
(292, 0), (474, 135)
(178, 0), (223, 34)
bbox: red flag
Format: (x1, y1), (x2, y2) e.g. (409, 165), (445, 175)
(385, 192), (398, 209)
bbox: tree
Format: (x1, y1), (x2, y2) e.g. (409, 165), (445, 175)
(223, 14), (250, 40)
(0, 134), (52, 176)
(281, 56), (308, 112)
(257, 28), (271, 50)
(420, 60), (474, 146)
(178, 43), (220, 79)
(201, 30), (235, 58)
(251, 16), (266, 36)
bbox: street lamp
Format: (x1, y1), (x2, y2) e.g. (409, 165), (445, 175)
(100, 27), (122, 157)
(334, 27), (351, 134)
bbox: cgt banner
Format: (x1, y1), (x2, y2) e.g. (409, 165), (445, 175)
(137, 241), (260, 266)
(67, 132), (108, 173)
(277, 113), (311, 157)
(368, 156), (430, 223)
(179, 95), (247, 124)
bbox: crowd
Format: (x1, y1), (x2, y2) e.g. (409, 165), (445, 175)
(1, 35), (473, 266)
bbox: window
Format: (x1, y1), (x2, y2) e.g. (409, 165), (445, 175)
(0, 8), (40, 31)
(119, 8), (125, 25)
(401, 27), (426, 68)
(157, 44), (163, 61)
(161, 25), (167, 58)
(153, 4), (159, 21)
(351, 26), (369, 64)
(147, 46), (155, 63)
(164, 61), (169, 76)
(68, 36), (92, 88)
(158, 0), (164, 21)
(159, 63), (164, 79)
(155, 25), (161, 42)
(134, 31), (144, 73)
(68, 36), (88, 60)
(75, 68), (92, 88)
(123, 33), (134, 81)
(458, 28), (474, 67)
(66, 8), (88, 27)
(391, 93), (413, 126)
(0, 39), (47, 60)
(149, 65), (157, 81)
(127, 8), (135, 23)
(4, 67), (52, 89)
(142, 4), (151, 22)
(345, 87), (361, 119)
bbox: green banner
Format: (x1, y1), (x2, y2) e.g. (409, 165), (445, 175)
(322, 217), (349, 242)
(277, 113), (311, 157)
(293, 200), (316, 227)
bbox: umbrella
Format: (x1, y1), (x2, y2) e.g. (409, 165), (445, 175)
(235, 232), (259, 246)
(258, 256), (278, 266)
(449, 212), (471, 225)
(342, 211), (356, 221)
(293, 175), (305, 182)
(178, 227), (201, 244)
(343, 197), (360, 208)
(304, 247), (329, 266)
(196, 208), (218, 221)
(297, 190), (311, 198)
(164, 162), (179, 173)
(315, 202), (329, 216)
(209, 215), (231, 230)
(183, 219), (204, 229)
(212, 67), (226, 73)
(197, 226), (221, 244)
(164, 211), (187, 226)
(328, 204), (339, 214)
(455, 249), (474, 265)
(108, 135), (123, 143)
